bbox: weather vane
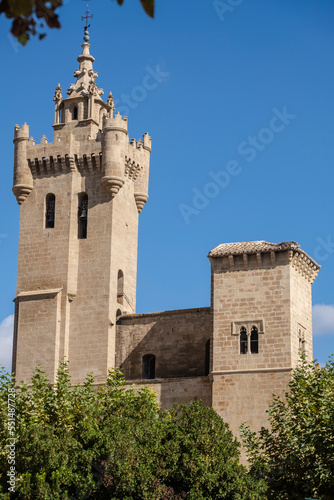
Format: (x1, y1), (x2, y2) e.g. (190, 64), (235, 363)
(81, 4), (93, 42)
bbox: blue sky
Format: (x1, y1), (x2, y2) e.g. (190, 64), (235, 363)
(0, 0), (333, 370)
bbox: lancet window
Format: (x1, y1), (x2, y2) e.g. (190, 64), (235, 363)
(78, 193), (88, 239)
(45, 193), (55, 229)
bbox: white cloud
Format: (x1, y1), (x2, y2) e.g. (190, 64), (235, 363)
(0, 314), (14, 372)
(313, 304), (334, 336)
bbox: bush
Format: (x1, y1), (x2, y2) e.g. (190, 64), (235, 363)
(0, 363), (265, 499)
(241, 355), (334, 500)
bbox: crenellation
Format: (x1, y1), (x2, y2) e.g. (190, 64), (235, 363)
(14, 122), (29, 140)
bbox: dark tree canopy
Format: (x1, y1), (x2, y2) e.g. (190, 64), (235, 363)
(0, 0), (154, 46)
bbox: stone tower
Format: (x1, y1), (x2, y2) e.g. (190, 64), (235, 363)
(208, 241), (320, 436)
(12, 30), (151, 385)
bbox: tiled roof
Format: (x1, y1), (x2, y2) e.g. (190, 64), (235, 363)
(208, 240), (301, 258)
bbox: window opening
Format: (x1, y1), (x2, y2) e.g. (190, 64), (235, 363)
(45, 193), (55, 229)
(59, 103), (64, 123)
(142, 354), (156, 379)
(240, 326), (248, 354)
(205, 339), (210, 375)
(73, 106), (78, 120)
(250, 326), (259, 354)
(117, 270), (124, 304)
(299, 329), (305, 352)
(78, 193), (88, 239)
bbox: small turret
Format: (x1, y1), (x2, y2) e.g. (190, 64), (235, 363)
(101, 113), (128, 197)
(133, 132), (151, 212)
(12, 123), (33, 205)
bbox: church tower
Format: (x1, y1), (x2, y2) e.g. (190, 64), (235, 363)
(12, 26), (151, 385)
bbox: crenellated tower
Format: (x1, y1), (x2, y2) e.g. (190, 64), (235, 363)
(12, 26), (151, 385)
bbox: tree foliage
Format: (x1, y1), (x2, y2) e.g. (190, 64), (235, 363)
(241, 355), (334, 500)
(0, 363), (264, 499)
(0, 0), (154, 46)
(0, 0), (62, 45)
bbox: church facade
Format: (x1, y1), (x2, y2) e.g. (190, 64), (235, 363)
(12, 33), (320, 436)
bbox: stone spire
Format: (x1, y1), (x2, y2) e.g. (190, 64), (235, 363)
(64, 8), (102, 100)
(51, 8), (112, 132)
(66, 38), (103, 100)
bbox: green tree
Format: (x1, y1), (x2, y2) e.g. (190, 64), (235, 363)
(241, 355), (334, 500)
(0, 363), (264, 499)
(158, 401), (266, 499)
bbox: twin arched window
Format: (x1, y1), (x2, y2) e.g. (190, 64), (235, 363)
(240, 325), (259, 354)
(142, 354), (156, 379)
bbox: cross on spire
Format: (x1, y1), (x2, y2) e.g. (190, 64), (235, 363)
(81, 5), (93, 30)
(81, 4), (93, 42)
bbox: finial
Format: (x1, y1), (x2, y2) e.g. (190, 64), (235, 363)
(53, 83), (62, 102)
(81, 4), (93, 42)
(107, 92), (115, 110)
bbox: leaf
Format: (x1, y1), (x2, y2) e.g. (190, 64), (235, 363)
(140, 0), (154, 18)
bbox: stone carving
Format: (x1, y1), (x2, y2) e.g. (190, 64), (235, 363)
(53, 84), (62, 102)
(67, 83), (75, 95)
(107, 91), (114, 110)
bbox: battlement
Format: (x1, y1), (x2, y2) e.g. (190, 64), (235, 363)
(25, 137), (102, 161)
(143, 132), (152, 152)
(129, 133), (151, 153)
(208, 240), (320, 284)
(14, 123), (29, 141)
(102, 112), (128, 134)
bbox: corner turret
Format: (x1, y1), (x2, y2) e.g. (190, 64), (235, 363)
(13, 123), (33, 205)
(101, 113), (128, 197)
(134, 132), (151, 212)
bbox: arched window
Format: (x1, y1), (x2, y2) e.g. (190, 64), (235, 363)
(59, 103), (64, 123)
(117, 270), (124, 304)
(78, 193), (88, 239)
(45, 193), (55, 228)
(142, 354), (156, 379)
(250, 326), (259, 354)
(205, 339), (210, 376)
(298, 329), (305, 352)
(240, 326), (248, 354)
(73, 106), (78, 120)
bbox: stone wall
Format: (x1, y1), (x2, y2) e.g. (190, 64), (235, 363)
(210, 253), (293, 375)
(116, 307), (213, 380)
(13, 163), (141, 385)
(209, 246), (318, 437)
(290, 266), (313, 366)
(125, 376), (212, 409)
